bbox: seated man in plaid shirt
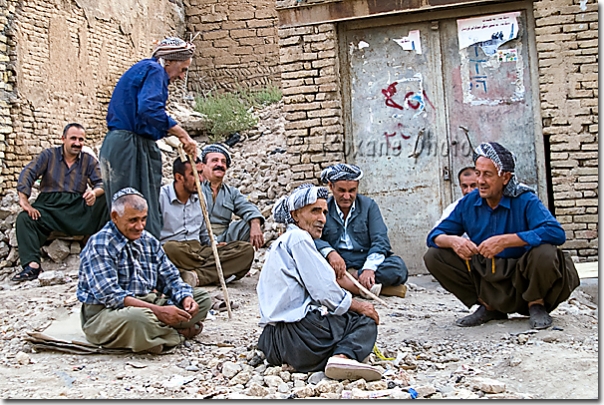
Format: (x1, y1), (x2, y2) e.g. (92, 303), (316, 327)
(77, 188), (211, 354)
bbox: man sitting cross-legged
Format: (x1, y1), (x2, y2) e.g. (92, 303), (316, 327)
(315, 164), (408, 299)
(77, 188), (211, 354)
(160, 156), (254, 287)
(257, 184), (382, 381)
(424, 142), (579, 330)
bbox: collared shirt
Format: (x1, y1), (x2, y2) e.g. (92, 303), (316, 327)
(159, 183), (210, 245)
(77, 221), (193, 309)
(201, 181), (264, 236)
(257, 224), (352, 327)
(106, 58), (178, 141)
(319, 201), (385, 271)
(17, 146), (103, 196)
(427, 189), (566, 259)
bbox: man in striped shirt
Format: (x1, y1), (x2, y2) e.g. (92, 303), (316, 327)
(12, 123), (109, 282)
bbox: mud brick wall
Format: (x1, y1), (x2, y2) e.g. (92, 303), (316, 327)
(278, 23), (344, 187)
(185, 0), (281, 93)
(533, 0), (598, 262)
(0, 0), (18, 196)
(3, 0), (185, 192)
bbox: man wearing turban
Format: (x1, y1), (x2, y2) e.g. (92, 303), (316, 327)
(316, 163), (409, 299)
(100, 37), (198, 239)
(257, 184), (382, 381)
(199, 143), (265, 249)
(425, 142), (579, 330)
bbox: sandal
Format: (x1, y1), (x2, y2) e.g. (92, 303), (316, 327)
(211, 300), (239, 312)
(11, 265), (42, 282)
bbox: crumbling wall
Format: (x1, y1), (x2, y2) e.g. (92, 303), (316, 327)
(278, 23), (344, 186)
(0, 0), (18, 196)
(534, 0), (598, 262)
(4, 0), (185, 192)
(185, 0), (281, 93)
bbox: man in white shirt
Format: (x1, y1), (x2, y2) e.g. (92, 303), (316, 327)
(159, 157), (254, 287)
(257, 184), (382, 381)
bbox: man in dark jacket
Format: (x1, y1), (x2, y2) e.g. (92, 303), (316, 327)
(315, 164), (408, 298)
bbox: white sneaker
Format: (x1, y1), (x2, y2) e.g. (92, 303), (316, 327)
(324, 356), (382, 382)
(360, 283), (382, 299)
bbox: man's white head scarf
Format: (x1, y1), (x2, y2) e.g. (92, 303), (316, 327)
(272, 184), (329, 224)
(473, 142), (534, 197)
(320, 163), (363, 184)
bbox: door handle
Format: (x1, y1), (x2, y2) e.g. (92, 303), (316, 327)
(443, 166), (451, 181)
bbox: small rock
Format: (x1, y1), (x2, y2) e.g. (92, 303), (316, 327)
(70, 241), (81, 255)
(367, 380), (388, 391)
(277, 382), (290, 393)
(185, 365), (200, 372)
(247, 382), (269, 397)
(230, 371), (252, 386)
(15, 351), (30, 365)
(38, 271), (66, 287)
(43, 239), (71, 263)
(346, 378), (367, 390)
(415, 384), (437, 398)
(264, 375), (284, 388)
(279, 370), (291, 382)
(472, 377), (506, 394)
(315, 379), (341, 393)
(292, 385), (316, 398)
(308, 371), (326, 385)
(291, 372), (308, 381)
(263, 366), (282, 376)
(221, 361), (241, 378)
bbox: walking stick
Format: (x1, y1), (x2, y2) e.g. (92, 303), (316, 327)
(345, 272), (391, 308)
(177, 145), (233, 319)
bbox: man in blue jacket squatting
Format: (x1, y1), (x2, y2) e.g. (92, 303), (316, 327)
(315, 164), (409, 299)
(424, 142), (579, 330)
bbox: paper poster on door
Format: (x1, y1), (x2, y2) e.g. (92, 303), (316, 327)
(393, 30), (422, 54)
(457, 12), (520, 55)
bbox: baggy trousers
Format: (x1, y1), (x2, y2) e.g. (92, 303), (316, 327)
(80, 288), (211, 353)
(258, 310), (377, 373)
(342, 251), (409, 287)
(163, 240), (255, 286)
(423, 244), (580, 315)
(16, 192), (109, 267)
(215, 219), (252, 244)
(99, 130), (163, 239)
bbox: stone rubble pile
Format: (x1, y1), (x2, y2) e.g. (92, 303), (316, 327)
(0, 101), (290, 281)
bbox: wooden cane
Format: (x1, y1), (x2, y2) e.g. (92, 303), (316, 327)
(345, 272), (391, 308)
(178, 145), (233, 319)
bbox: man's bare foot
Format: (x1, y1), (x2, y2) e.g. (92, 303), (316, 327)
(455, 305), (508, 327)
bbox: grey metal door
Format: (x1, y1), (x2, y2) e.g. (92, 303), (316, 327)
(343, 22), (450, 273)
(342, 7), (542, 274)
(440, 11), (542, 202)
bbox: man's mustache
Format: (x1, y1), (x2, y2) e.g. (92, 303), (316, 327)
(213, 166), (226, 172)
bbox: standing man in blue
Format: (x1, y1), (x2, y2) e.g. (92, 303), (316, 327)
(424, 142), (579, 330)
(315, 164), (408, 299)
(100, 37), (198, 239)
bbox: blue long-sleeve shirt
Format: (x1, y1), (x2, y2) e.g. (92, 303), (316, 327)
(106, 58), (178, 140)
(426, 189), (566, 259)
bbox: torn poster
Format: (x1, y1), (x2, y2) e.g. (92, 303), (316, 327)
(457, 12), (520, 55)
(393, 30), (422, 54)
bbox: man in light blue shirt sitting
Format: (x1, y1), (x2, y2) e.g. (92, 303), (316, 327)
(425, 142), (579, 330)
(315, 164), (408, 299)
(257, 184), (382, 381)
(159, 157), (254, 287)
